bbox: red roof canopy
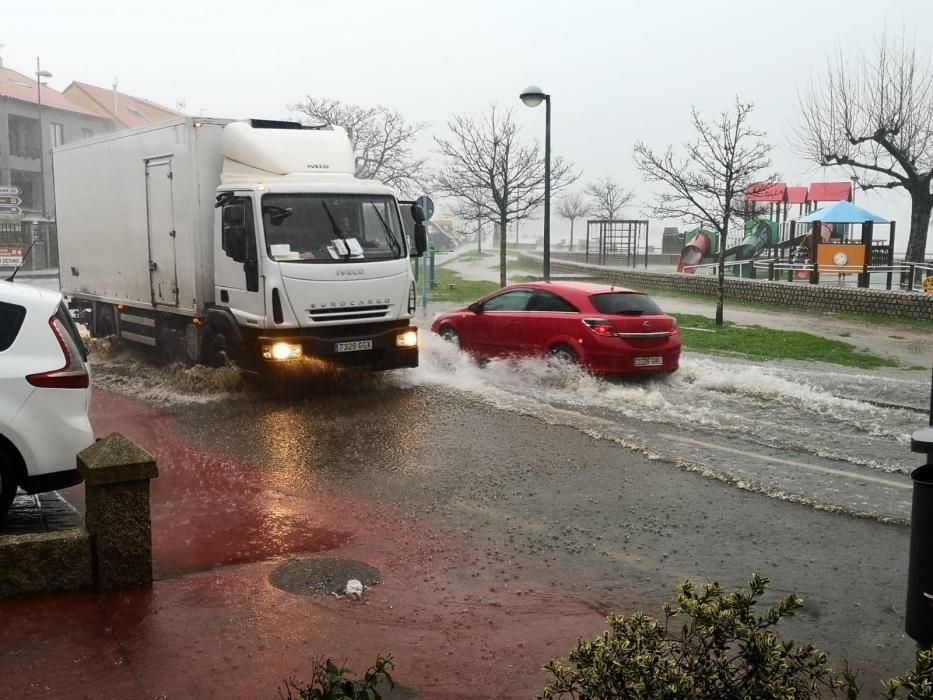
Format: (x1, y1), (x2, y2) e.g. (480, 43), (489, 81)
(807, 182), (851, 203)
(786, 186), (809, 204)
(745, 182), (786, 202)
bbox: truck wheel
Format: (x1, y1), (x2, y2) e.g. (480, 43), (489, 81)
(0, 453), (19, 520)
(206, 327), (233, 368)
(93, 304), (116, 338)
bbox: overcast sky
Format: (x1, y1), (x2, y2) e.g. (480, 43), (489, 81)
(4, 0), (932, 251)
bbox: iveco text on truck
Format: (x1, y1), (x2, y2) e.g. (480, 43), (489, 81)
(53, 118), (427, 372)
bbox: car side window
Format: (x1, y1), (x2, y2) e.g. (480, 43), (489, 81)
(0, 301), (26, 352)
(527, 290), (577, 313)
(482, 289), (533, 312)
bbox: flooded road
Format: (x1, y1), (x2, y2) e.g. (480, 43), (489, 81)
(79, 333), (928, 687)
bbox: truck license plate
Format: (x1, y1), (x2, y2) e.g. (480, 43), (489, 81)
(335, 340), (373, 353)
(634, 356), (663, 367)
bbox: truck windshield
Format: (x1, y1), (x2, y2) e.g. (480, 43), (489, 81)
(261, 194), (405, 263)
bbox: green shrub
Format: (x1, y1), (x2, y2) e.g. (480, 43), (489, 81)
(280, 655), (394, 700)
(541, 574), (860, 699)
(884, 648), (933, 699)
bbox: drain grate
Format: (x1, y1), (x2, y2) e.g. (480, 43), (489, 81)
(269, 558), (381, 596)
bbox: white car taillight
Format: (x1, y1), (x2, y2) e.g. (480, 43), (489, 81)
(26, 316), (90, 389)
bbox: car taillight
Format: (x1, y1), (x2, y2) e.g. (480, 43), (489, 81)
(581, 317), (615, 337)
(670, 319), (678, 335)
(26, 316), (90, 389)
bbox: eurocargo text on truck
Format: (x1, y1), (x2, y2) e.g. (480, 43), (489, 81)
(53, 117), (428, 372)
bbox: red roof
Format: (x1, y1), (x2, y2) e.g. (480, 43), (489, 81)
(807, 182), (851, 203)
(0, 66), (102, 116)
(786, 186), (809, 204)
(745, 182), (786, 202)
(63, 81), (182, 129)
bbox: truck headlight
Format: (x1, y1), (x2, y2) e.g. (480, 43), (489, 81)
(395, 330), (418, 348)
(262, 342), (303, 361)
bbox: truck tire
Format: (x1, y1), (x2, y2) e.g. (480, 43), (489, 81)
(206, 325), (234, 368)
(93, 303), (116, 338)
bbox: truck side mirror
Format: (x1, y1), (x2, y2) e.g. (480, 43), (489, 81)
(223, 226), (248, 262)
(411, 204), (426, 223)
(414, 222), (428, 257)
(223, 204), (246, 227)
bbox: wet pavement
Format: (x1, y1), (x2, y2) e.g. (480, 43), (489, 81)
(0, 491), (82, 536)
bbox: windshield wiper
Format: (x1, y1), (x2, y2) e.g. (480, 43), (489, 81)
(368, 202), (402, 257)
(320, 201), (352, 261)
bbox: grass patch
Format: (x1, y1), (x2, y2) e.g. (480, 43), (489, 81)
(456, 250), (497, 262)
(674, 313), (898, 369)
(427, 267), (499, 304)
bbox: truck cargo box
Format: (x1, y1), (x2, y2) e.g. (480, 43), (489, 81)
(54, 118), (229, 315)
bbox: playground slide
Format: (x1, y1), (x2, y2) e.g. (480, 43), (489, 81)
(676, 231), (711, 273)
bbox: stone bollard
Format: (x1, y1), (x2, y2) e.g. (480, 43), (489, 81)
(77, 433), (159, 590)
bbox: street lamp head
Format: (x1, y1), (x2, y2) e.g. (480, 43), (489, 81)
(520, 85), (547, 108)
(36, 69), (52, 79)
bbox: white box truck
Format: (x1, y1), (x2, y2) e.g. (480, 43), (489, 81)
(53, 117), (427, 372)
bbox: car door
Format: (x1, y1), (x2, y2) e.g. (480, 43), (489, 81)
(0, 299), (31, 435)
(472, 289), (533, 357)
(524, 290), (580, 354)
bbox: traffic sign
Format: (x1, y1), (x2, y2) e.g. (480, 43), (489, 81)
(0, 206), (21, 215)
(416, 195), (434, 221)
(0, 186), (21, 197)
(0, 195), (22, 207)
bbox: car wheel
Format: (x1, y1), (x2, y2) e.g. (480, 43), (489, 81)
(438, 325), (460, 348)
(0, 452), (19, 520)
(547, 343), (579, 368)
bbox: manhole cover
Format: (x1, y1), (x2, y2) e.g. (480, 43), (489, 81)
(270, 558), (381, 596)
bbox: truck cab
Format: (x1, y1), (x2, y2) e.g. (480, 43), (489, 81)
(206, 120), (427, 371)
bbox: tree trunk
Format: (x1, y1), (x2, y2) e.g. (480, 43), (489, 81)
(477, 223), (483, 254)
(716, 219), (727, 327)
(569, 219), (575, 252)
(499, 216), (508, 288)
(905, 188), (933, 264)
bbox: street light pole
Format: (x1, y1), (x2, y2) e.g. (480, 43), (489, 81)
(35, 58), (53, 220)
(520, 85), (552, 282)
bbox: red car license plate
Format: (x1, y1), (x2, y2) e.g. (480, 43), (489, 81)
(634, 356), (663, 367)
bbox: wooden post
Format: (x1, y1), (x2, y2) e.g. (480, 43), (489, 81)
(858, 221), (873, 289)
(809, 221), (820, 285)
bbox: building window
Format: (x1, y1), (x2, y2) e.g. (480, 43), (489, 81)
(8, 115), (40, 159)
(50, 122), (65, 147)
(10, 170), (42, 211)
(81, 128), (94, 140)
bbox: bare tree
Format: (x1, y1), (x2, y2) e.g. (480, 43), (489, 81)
(289, 97), (427, 195)
(634, 99), (777, 325)
(451, 190), (496, 254)
(796, 34), (933, 263)
(432, 105), (577, 286)
(557, 191), (591, 251)
(585, 177), (635, 220)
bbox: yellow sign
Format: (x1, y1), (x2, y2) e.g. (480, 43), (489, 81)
(816, 243), (866, 274)
(923, 276), (933, 294)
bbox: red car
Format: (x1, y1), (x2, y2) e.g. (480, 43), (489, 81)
(430, 281), (681, 376)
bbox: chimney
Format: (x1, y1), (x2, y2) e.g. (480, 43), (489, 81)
(112, 77), (118, 115)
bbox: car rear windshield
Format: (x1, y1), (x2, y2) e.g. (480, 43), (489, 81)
(55, 303), (88, 362)
(0, 301), (26, 351)
(590, 293), (663, 316)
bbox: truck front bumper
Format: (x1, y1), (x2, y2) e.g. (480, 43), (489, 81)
(256, 323), (419, 371)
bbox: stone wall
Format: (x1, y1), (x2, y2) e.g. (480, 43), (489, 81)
(518, 252), (933, 321)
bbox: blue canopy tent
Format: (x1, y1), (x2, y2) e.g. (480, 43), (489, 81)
(795, 201), (895, 287)
(798, 201), (889, 224)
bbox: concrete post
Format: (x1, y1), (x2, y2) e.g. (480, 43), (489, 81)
(77, 433), (159, 589)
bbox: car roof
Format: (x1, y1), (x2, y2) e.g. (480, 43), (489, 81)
(0, 280), (63, 313)
(498, 280), (642, 303)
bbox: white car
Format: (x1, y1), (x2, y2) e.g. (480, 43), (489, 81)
(0, 280), (94, 519)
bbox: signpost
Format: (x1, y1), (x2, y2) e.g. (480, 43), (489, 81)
(0, 186), (23, 223)
(417, 195), (435, 312)
(0, 246), (24, 268)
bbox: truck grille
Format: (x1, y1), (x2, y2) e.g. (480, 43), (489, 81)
(307, 305), (390, 323)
